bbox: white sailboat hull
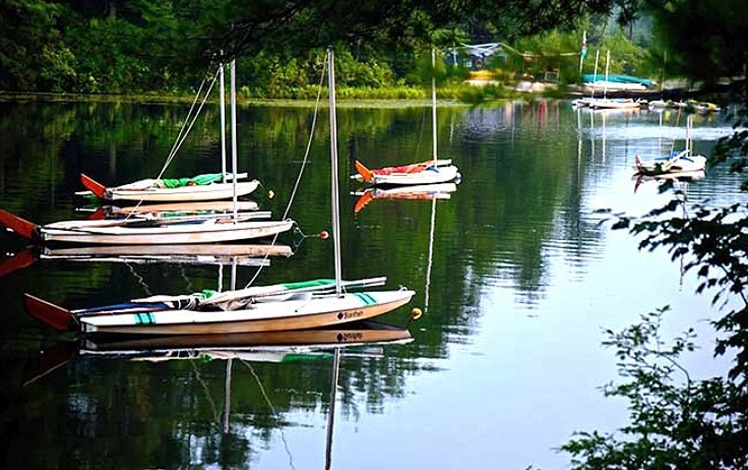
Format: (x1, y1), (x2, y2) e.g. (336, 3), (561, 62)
(39, 219), (294, 245)
(583, 81), (647, 92)
(79, 289), (415, 335)
(634, 155), (706, 175)
(87, 200), (261, 218)
(39, 243), (292, 266)
(573, 97), (641, 109)
(104, 180), (260, 202)
(41, 243), (293, 259)
(371, 164), (460, 186)
(634, 115), (707, 176)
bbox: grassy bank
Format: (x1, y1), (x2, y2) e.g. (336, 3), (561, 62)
(0, 79), (554, 107)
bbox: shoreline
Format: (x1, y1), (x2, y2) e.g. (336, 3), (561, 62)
(0, 91), (473, 108)
(0, 80), (739, 107)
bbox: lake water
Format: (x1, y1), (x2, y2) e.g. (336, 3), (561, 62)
(0, 99), (743, 469)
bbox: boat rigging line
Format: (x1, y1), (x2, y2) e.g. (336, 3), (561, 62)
(242, 52), (329, 290)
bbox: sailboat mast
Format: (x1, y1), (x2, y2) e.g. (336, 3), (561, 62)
(604, 50), (610, 99)
(591, 49), (600, 99)
(431, 48), (438, 164)
(327, 48), (343, 294)
(220, 62), (227, 182)
(230, 60), (238, 222)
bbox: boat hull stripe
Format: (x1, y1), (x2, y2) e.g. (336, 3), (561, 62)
(355, 292), (376, 305)
(135, 313), (155, 325)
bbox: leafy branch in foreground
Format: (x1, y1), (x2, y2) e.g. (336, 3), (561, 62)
(605, 191), (748, 381)
(572, 97), (748, 467)
(560, 309), (748, 470)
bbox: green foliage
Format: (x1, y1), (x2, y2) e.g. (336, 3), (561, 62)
(1, 1), (743, 105)
(562, 309), (748, 469)
(406, 48), (447, 88)
(713, 106), (748, 191)
(240, 50), (315, 99)
(0, 0), (624, 95)
(609, 184), (748, 382)
(333, 48), (397, 88)
(645, 0), (748, 87)
(613, 0), (643, 38)
(0, 0), (74, 91)
(335, 86), (426, 100)
(567, 7), (748, 458)
(64, 1), (201, 94)
(598, 30), (650, 76)
(511, 30), (584, 83)
(453, 83), (514, 103)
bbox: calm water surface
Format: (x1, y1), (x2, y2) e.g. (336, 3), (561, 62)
(0, 99), (743, 469)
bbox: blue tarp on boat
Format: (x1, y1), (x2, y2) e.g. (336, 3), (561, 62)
(583, 74), (654, 88)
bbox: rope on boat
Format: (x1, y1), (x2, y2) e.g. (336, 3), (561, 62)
(120, 67), (222, 223)
(158, 68), (221, 180)
(242, 53), (329, 290)
(282, 57), (327, 221)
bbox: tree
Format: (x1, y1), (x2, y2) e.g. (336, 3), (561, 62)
(645, 0), (748, 88)
(0, 0), (76, 91)
(561, 308), (748, 469)
(563, 140), (748, 467)
(0, 0), (621, 93)
(614, 0), (642, 39)
(190, 0), (616, 62)
(561, 0), (748, 461)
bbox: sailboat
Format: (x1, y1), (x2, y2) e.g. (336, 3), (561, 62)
(632, 168), (705, 193)
(79, 172), (260, 203)
(78, 63), (260, 203)
(573, 50), (642, 110)
(22, 48), (415, 336)
(633, 115), (707, 176)
(0, 61), (295, 245)
(0, 207), (293, 245)
(0, 242), (293, 278)
(79, 200), (261, 220)
(352, 48), (460, 186)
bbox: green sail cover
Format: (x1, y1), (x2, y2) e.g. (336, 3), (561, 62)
(200, 280), (335, 300)
(281, 279), (336, 290)
(159, 173), (223, 188)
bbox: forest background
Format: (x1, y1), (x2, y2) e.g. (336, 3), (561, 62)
(1, 0), (745, 102)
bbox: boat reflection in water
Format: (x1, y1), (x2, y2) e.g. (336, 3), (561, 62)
(633, 169), (706, 193)
(351, 182), (457, 213)
(25, 320), (412, 383)
(78, 320), (413, 361)
(24, 320), (412, 469)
